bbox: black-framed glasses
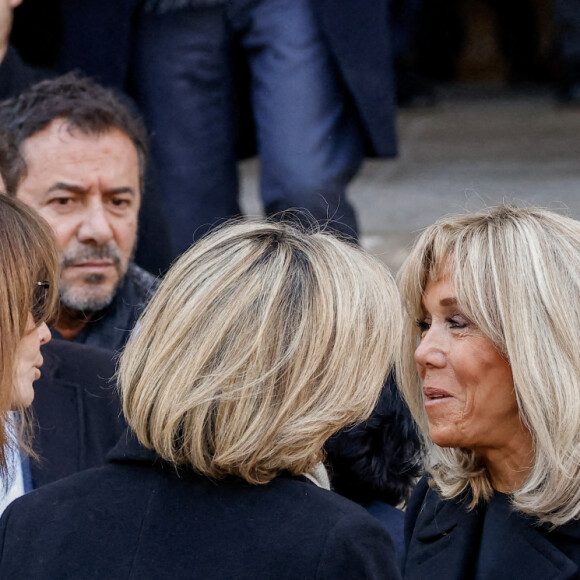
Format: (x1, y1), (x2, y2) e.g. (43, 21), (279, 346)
(32, 281), (50, 324)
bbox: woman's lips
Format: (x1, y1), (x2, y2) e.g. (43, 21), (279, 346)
(34, 358), (44, 380)
(423, 386), (453, 406)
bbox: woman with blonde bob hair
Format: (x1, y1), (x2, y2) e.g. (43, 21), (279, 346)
(400, 205), (580, 579)
(0, 220), (403, 579)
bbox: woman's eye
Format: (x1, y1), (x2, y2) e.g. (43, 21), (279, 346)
(415, 319), (431, 334)
(447, 316), (468, 329)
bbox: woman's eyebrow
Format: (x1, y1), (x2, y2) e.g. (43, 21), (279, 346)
(440, 297), (458, 306)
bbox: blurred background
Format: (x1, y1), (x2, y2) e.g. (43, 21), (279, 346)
(10, 0), (580, 273)
(237, 0), (580, 271)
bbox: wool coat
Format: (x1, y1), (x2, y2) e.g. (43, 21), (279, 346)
(0, 431), (402, 579)
(403, 476), (580, 580)
(30, 340), (126, 488)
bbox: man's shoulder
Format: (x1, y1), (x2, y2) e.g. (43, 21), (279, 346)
(41, 340), (116, 383)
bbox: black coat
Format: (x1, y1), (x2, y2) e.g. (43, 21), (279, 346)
(0, 431), (402, 579)
(403, 477), (580, 580)
(30, 340), (126, 488)
(324, 375), (421, 507)
(324, 376), (421, 561)
(311, 0), (397, 157)
(0, 46), (46, 100)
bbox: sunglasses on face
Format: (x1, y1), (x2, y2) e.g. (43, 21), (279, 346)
(32, 281), (51, 324)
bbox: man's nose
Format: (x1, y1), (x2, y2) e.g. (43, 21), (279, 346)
(76, 202), (114, 245)
(414, 327), (447, 371)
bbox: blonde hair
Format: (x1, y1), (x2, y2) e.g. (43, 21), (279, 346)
(398, 204), (580, 526)
(120, 220), (401, 485)
(0, 196), (59, 476)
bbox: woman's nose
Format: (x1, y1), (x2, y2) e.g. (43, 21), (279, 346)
(37, 321), (52, 345)
(414, 327), (446, 371)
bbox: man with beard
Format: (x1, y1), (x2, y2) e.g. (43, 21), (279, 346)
(0, 127), (126, 491)
(0, 73), (158, 351)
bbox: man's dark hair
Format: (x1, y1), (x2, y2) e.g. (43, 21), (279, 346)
(0, 128), (26, 196)
(0, 73), (148, 195)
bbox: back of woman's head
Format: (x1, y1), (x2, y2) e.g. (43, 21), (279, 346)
(0, 195), (59, 472)
(120, 221), (401, 484)
(398, 204), (580, 525)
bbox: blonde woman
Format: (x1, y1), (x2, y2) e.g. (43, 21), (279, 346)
(399, 205), (580, 579)
(0, 221), (403, 579)
(0, 194), (58, 512)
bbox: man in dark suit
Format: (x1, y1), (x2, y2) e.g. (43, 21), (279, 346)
(132, 0), (397, 257)
(5, 0), (173, 275)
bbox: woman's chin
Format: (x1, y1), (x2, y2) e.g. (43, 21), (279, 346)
(428, 427), (464, 449)
(10, 384), (36, 410)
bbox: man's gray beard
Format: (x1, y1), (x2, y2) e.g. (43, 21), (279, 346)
(59, 273), (120, 313)
(59, 242), (126, 313)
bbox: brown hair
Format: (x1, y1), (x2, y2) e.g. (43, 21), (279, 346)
(0, 196), (59, 476)
(0, 73), (148, 193)
(0, 128), (25, 196)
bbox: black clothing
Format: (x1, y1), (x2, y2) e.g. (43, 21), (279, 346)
(31, 340), (126, 489)
(404, 476), (580, 579)
(0, 431), (402, 579)
(325, 375), (421, 507)
(324, 375), (421, 561)
(0, 45), (46, 100)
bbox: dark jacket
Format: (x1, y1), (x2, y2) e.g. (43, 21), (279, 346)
(311, 0), (397, 157)
(324, 376), (421, 507)
(0, 431), (402, 579)
(30, 340), (126, 489)
(324, 376), (421, 562)
(0, 45), (47, 100)
(51, 263), (159, 352)
(403, 476), (580, 580)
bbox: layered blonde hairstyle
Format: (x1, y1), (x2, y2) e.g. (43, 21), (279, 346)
(0, 196), (59, 475)
(398, 204), (580, 526)
(120, 220), (401, 485)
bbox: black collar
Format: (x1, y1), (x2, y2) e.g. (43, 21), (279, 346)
(405, 482), (580, 579)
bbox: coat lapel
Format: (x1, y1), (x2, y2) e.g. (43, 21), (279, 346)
(476, 494), (578, 580)
(404, 486), (484, 579)
(405, 484), (579, 580)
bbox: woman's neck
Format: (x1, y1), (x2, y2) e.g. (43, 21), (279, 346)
(477, 426), (534, 494)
